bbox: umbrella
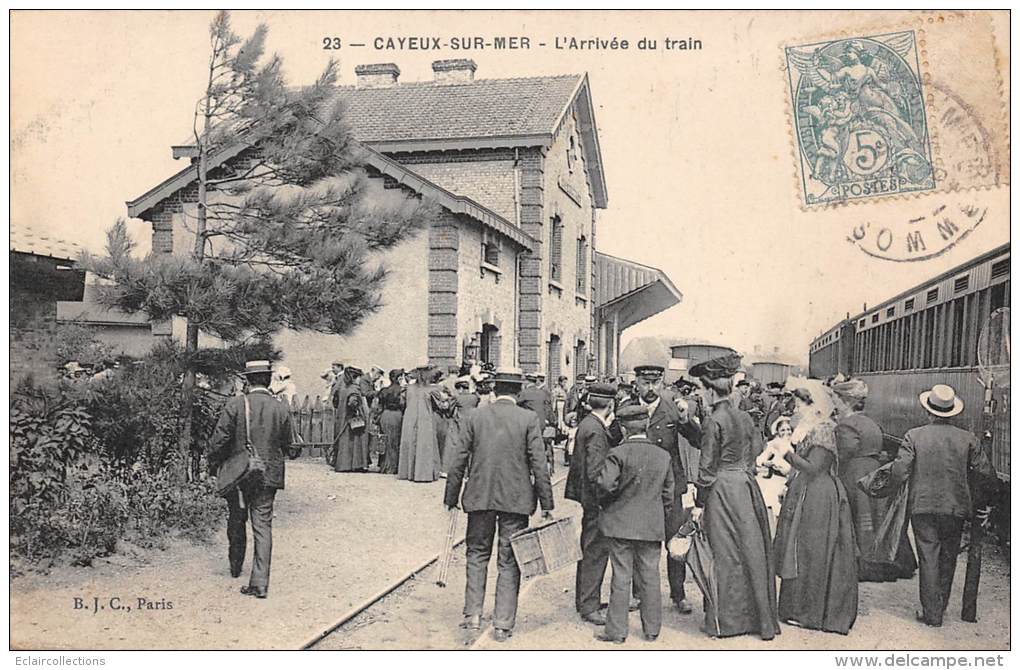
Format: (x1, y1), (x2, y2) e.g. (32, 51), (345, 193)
(685, 519), (721, 636)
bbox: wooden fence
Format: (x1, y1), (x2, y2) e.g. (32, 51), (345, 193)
(288, 394), (335, 458)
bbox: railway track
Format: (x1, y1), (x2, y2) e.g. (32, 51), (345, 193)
(305, 470), (570, 650)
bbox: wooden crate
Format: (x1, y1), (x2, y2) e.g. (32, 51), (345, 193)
(510, 517), (582, 579)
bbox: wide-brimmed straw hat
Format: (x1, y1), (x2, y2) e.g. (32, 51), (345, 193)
(241, 360), (273, 376)
(919, 384), (964, 418)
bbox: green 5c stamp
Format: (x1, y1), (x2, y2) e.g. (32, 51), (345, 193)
(786, 31), (935, 206)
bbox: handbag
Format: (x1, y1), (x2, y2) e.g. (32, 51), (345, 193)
(215, 395), (266, 497)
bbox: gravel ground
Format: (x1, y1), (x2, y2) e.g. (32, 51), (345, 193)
(12, 454), (1010, 651)
(10, 459), (453, 650)
(319, 449), (1011, 651)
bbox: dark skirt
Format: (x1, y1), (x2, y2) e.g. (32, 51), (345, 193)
(333, 424), (369, 472)
(774, 470), (858, 634)
(840, 456), (917, 581)
(702, 468), (781, 639)
(380, 409), (403, 475)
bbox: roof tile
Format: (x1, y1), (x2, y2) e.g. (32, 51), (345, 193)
(335, 75), (582, 142)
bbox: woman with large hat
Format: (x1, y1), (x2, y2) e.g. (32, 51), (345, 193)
(397, 365), (442, 482)
(772, 379), (858, 634)
(832, 378), (916, 582)
(331, 366), (370, 472)
(689, 354), (780, 640)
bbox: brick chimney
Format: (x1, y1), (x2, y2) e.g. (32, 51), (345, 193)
(432, 59), (477, 85)
(355, 63), (400, 88)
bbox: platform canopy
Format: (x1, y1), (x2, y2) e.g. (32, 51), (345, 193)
(594, 252), (682, 376)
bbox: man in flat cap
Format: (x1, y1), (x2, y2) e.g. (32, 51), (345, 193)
(209, 360), (299, 598)
(565, 373), (590, 424)
(565, 382), (618, 625)
(594, 401), (675, 643)
(633, 363), (701, 614)
(445, 369), (554, 642)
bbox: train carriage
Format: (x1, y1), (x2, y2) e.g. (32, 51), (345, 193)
(808, 243), (1010, 482)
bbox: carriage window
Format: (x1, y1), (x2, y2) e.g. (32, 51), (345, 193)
(905, 298), (915, 312)
(954, 275), (970, 293)
(990, 257), (1009, 281)
(927, 288), (939, 303)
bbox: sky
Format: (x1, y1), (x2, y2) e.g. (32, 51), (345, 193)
(11, 10), (1010, 366)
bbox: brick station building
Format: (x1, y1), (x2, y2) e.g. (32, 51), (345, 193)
(126, 59), (680, 393)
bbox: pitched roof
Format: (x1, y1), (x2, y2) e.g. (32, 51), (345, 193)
(126, 142), (535, 251)
(9, 222), (81, 261)
(334, 75), (582, 144)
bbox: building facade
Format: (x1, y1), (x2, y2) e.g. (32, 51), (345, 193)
(125, 60), (679, 393)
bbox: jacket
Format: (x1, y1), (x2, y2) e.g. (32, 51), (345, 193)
(518, 386), (556, 429)
(595, 436), (675, 542)
(645, 395), (702, 491)
(209, 388), (294, 490)
(892, 421), (995, 517)
(565, 412), (613, 510)
(444, 398), (554, 515)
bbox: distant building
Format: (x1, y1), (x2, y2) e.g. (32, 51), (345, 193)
(10, 224), (85, 385)
(125, 60), (681, 393)
(669, 343), (741, 383)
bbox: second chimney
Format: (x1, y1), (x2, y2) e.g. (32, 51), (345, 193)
(355, 63), (400, 88)
(432, 59), (477, 85)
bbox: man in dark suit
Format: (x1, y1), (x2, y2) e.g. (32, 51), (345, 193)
(594, 402), (675, 643)
(519, 372), (557, 474)
(444, 369), (555, 643)
(564, 383), (617, 625)
(209, 360), (299, 599)
(633, 364), (701, 614)
(890, 384), (995, 627)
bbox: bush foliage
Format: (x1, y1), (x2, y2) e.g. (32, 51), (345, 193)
(10, 339), (235, 571)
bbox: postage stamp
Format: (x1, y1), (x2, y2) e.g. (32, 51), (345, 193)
(785, 31), (936, 207)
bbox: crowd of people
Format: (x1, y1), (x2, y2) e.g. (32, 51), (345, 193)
(310, 360), (573, 482)
(209, 353), (996, 646)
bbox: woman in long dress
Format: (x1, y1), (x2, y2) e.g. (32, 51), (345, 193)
(773, 380), (858, 634)
(397, 367), (441, 482)
(832, 378), (916, 582)
(691, 355), (780, 641)
(332, 367), (370, 472)
(377, 369), (406, 475)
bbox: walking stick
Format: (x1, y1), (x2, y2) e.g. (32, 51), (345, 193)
(436, 507), (459, 587)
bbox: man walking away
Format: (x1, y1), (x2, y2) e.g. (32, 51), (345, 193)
(209, 360), (299, 598)
(564, 383), (617, 625)
(594, 402), (675, 643)
(891, 384), (995, 627)
(444, 368), (554, 642)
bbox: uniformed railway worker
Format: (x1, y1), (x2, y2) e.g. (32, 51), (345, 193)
(564, 383), (618, 625)
(632, 364), (702, 614)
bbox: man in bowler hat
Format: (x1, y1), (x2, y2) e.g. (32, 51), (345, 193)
(209, 360), (299, 598)
(594, 401), (675, 643)
(444, 369), (554, 642)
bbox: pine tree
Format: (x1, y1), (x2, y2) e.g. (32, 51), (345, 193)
(83, 11), (437, 480)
